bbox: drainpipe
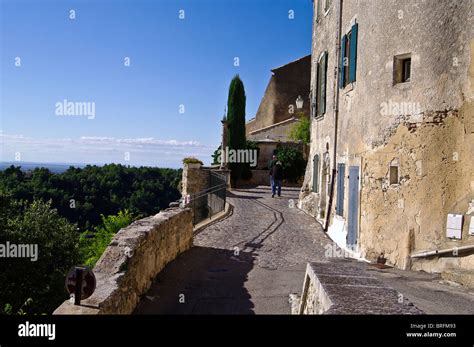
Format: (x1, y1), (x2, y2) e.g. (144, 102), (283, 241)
(411, 244), (474, 259)
(324, 0), (343, 232)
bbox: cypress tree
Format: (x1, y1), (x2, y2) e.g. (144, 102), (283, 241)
(226, 75), (247, 184)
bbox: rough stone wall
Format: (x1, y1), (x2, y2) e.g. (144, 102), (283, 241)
(53, 208), (193, 314)
(247, 117), (299, 142)
(297, 261), (423, 314)
(301, 275), (330, 314)
(254, 141), (305, 170)
(300, 0), (474, 274)
(255, 142), (278, 170)
(297, 264), (333, 315)
(246, 76), (278, 133)
(182, 165), (210, 197)
(246, 55), (311, 135)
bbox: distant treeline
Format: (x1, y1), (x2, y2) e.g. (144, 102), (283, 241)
(0, 164), (182, 231)
(0, 164), (182, 314)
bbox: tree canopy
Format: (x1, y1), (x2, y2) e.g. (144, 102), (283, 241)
(0, 164), (182, 313)
(0, 164), (181, 231)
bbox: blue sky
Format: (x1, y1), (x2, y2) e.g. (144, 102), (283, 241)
(0, 0), (312, 168)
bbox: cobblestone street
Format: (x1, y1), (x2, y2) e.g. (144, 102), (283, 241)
(134, 186), (335, 314)
(133, 186), (474, 315)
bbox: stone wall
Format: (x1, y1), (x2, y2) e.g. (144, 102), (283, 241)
(181, 165), (210, 197)
(181, 165), (230, 197)
(238, 170), (303, 188)
(253, 141), (306, 170)
(297, 261), (423, 314)
(247, 117), (299, 142)
(246, 55), (311, 135)
(360, 108), (474, 272)
(53, 208), (193, 314)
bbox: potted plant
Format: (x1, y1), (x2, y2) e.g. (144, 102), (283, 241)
(183, 157), (203, 169)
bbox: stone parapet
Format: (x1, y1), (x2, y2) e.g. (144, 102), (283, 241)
(53, 207), (193, 314)
(182, 165), (210, 197)
(298, 260), (423, 314)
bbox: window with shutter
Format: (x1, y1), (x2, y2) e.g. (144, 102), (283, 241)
(336, 163), (345, 216)
(312, 155), (320, 193)
(318, 51), (328, 116)
(349, 23), (358, 83)
(339, 35), (346, 89)
(344, 31), (351, 86)
(316, 0), (322, 20)
(340, 23), (359, 88)
(314, 59), (320, 117)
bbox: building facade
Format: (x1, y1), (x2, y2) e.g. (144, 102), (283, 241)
(246, 55), (311, 141)
(299, 0), (474, 278)
(245, 55), (311, 173)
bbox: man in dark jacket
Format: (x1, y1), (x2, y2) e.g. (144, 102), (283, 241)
(268, 154), (277, 192)
(271, 160), (283, 198)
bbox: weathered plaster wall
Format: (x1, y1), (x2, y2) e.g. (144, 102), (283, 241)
(300, 0), (474, 276)
(360, 107), (474, 270)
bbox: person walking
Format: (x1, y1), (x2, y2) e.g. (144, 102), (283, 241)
(271, 160), (283, 198)
(268, 154), (277, 193)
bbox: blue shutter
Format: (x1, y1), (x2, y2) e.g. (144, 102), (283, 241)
(320, 51), (328, 114)
(336, 164), (345, 216)
(349, 23), (358, 83)
(339, 35), (346, 88)
(312, 155), (320, 193)
(315, 59), (320, 114)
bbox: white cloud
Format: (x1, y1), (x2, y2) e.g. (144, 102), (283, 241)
(78, 136), (201, 146)
(0, 133), (214, 168)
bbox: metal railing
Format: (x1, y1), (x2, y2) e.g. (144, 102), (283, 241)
(186, 171), (227, 225)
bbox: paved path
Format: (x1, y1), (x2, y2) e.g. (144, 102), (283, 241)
(366, 266), (474, 314)
(134, 186), (474, 314)
(134, 186), (334, 314)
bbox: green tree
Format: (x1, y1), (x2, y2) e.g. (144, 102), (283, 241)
(211, 145), (222, 165)
(289, 113), (310, 145)
(2, 298), (34, 315)
(0, 164), (181, 232)
(226, 75), (247, 183)
(274, 146), (307, 182)
(0, 197), (81, 314)
(79, 210), (134, 267)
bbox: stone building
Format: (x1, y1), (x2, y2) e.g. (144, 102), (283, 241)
(246, 55), (311, 170)
(299, 0), (474, 281)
